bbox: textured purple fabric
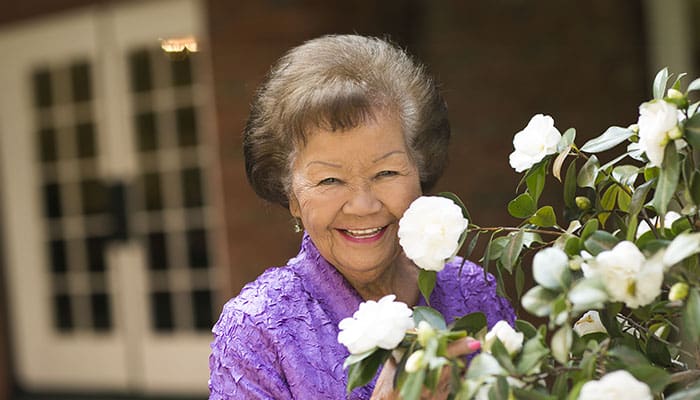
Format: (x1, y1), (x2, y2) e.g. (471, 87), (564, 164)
(209, 234), (515, 399)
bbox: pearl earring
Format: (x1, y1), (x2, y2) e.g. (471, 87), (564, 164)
(293, 218), (303, 233)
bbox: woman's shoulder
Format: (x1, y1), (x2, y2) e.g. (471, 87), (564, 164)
(214, 265), (307, 332)
(438, 256), (494, 285)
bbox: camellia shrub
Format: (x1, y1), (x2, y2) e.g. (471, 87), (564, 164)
(339, 68), (700, 400)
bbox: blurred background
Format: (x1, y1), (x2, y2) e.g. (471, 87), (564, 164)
(0, 0), (698, 399)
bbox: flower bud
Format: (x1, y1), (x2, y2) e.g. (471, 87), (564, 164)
(667, 125), (683, 140)
(405, 350), (426, 373)
(627, 124), (639, 134)
(668, 282), (689, 301)
(575, 196), (591, 211)
(416, 320), (435, 347)
(667, 88), (684, 100)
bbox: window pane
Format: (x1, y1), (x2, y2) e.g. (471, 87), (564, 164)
(129, 49), (152, 93)
(43, 182), (62, 219)
(181, 167), (203, 208)
(171, 56), (193, 86)
(49, 239), (68, 274)
(85, 236), (106, 272)
(192, 289), (213, 331)
(135, 112), (158, 152)
(76, 122), (96, 159)
(151, 291), (173, 331)
(80, 179), (108, 215)
(33, 68), (52, 108)
(53, 294), (73, 331)
(175, 107), (197, 147)
(143, 172), (163, 210)
(38, 127), (58, 162)
(186, 229), (208, 269)
(91, 292), (111, 331)
(147, 231), (168, 270)
(70, 62), (92, 102)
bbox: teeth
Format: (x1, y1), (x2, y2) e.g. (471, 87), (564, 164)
(346, 227), (383, 236)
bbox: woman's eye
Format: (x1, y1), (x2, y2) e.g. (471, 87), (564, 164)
(376, 170), (398, 178)
(318, 177), (340, 185)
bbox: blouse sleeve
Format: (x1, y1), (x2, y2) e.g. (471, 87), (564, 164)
(208, 302), (293, 400)
(460, 263), (516, 328)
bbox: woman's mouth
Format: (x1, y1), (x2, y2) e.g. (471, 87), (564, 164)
(339, 226), (388, 242)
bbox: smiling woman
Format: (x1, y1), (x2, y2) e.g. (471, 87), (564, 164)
(208, 35), (514, 400)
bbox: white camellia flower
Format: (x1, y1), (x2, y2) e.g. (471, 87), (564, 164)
(398, 196), (468, 272)
(588, 241), (663, 308)
(637, 100), (679, 167)
(573, 311), (607, 336)
(578, 370), (653, 400)
(337, 294), (414, 355)
(636, 211), (681, 238)
(483, 320), (524, 356)
(533, 247), (569, 289)
(509, 114), (562, 172)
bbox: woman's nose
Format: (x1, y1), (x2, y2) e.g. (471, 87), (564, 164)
(342, 184), (382, 216)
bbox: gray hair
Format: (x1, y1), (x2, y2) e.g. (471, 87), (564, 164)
(243, 34), (450, 208)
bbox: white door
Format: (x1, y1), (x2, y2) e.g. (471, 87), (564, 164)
(0, 0), (227, 395)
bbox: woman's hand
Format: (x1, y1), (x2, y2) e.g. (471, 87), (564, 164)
(370, 337), (481, 400)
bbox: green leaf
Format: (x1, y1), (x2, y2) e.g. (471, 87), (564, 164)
(451, 312), (487, 334)
(507, 193), (536, 218)
(672, 72), (687, 90)
(346, 348), (390, 393)
(521, 286), (558, 317)
(551, 325), (572, 364)
(552, 146), (571, 182)
(500, 231), (524, 273)
(583, 230), (620, 255)
(652, 143), (680, 216)
(601, 303), (623, 337)
(516, 336), (549, 374)
(617, 189), (631, 212)
(413, 306), (447, 331)
(688, 77), (700, 92)
(628, 179), (654, 217)
(343, 348), (377, 368)
(577, 155), (600, 188)
(580, 126), (634, 153)
(515, 264), (525, 298)
(666, 384), (700, 400)
(662, 232), (700, 266)
(564, 160), (577, 208)
(512, 388), (556, 400)
(466, 353), (505, 379)
(628, 364), (670, 394)
(490, 339), (516, 374)
(490, 376), (510, 400)
(398, 367), (425, 400)
(486, 236), (509, 261)
(529, 206), (557, 227)
(418, 270), (437, 306)
(580, 219), (599, 241)
(526, 161), (547, 203)
(646, 334), (671, 367)
(690, 171), (700, 206)
(682, 288), (700, 344)
(514, 319), (538, 339)
(599, 185), (618, 226)
(686, 113), (700, 148)
(558, 127), (576, 150)
(653, 67), (669, 99)
(612, 165), (639, 187)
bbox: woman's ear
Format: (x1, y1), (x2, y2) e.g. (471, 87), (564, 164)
(288, 191), (301, 218)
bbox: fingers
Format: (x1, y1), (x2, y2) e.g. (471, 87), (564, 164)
(446, 337), (481, 358)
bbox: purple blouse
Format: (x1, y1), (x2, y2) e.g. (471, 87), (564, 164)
(209, 234), (515, 399)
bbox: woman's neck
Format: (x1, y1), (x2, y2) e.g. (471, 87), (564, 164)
(349, 255), (421, 306)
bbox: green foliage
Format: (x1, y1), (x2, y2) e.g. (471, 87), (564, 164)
(344, 67), (700, 399)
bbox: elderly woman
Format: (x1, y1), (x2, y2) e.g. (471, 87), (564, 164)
(208, 35), (514, 399)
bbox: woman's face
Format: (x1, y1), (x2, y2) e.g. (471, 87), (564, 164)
(288, 113), (422, 286)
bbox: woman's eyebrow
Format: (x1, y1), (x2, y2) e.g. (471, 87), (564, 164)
(305, 160), (342, 168)
(373, 150), (406, 163)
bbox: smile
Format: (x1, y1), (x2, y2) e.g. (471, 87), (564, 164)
(339, 226), (388, 242)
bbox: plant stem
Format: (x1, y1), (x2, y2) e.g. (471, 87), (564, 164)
(469, 226), (561, 236)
